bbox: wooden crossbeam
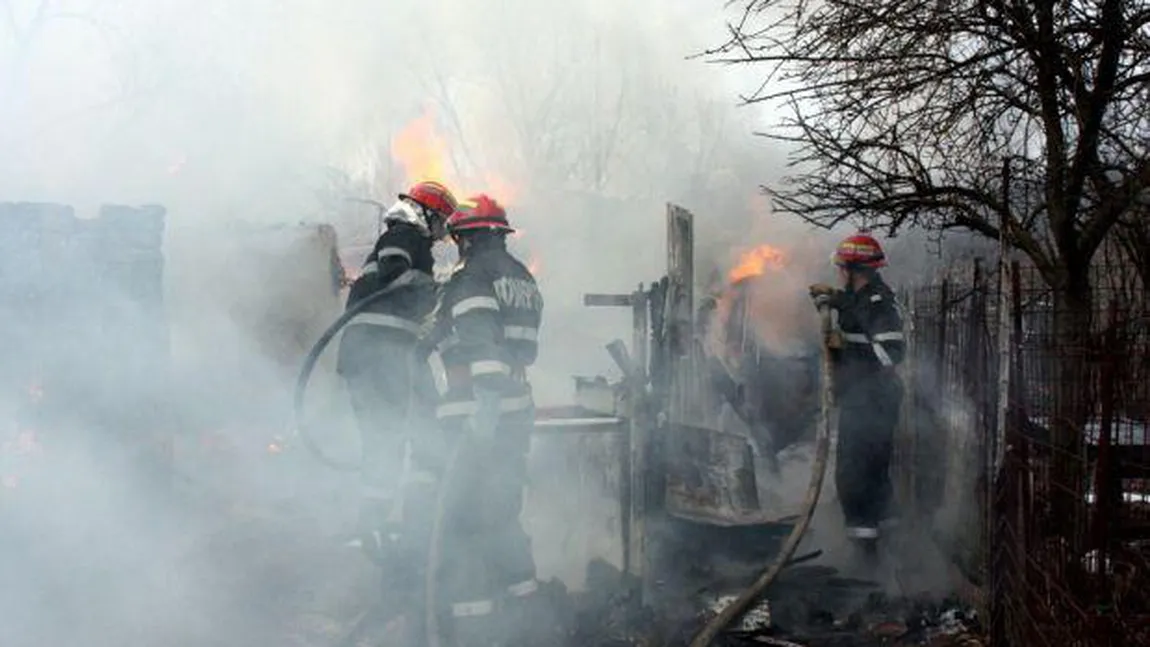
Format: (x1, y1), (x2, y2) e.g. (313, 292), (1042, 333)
(584, 293), (634, 307)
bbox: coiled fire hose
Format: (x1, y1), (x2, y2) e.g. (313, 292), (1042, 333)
(687, 303), (835, 647)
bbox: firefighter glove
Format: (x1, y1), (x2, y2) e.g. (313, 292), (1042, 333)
(809, 283), (838, 309)
(466, 386), (502, 440)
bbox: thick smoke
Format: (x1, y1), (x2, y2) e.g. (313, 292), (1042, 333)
(1, 1), (979, 643)
(0, 1), (804, 643)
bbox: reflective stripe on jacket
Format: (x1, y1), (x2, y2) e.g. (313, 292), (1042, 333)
(434, 237), (543, 422)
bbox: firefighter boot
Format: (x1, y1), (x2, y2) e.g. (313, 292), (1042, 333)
(848, 536), (881, 578)
(449, 602), (508, 647)
(501, 581), (558, 647)
(379, 548), (421, 630)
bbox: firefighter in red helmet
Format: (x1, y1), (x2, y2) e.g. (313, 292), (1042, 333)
(810, 230), (905, 560)
(430, 194), (545, 647)
(335, 180), (457, 628)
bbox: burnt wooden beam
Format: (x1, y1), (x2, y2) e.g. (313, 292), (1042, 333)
(584, 293), (635, 307)
(581, 284), (653, 601)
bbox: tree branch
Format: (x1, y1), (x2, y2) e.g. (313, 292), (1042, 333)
(1080, 157), (1150, 258)
(708, 0), (1146, 290)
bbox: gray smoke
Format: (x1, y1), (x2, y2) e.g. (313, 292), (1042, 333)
(0, 1), (980, 643)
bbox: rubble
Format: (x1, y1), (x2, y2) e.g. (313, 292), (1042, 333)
(483, 556), (985, 647)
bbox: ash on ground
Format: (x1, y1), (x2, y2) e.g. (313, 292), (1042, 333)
(556, 558), (983, 647)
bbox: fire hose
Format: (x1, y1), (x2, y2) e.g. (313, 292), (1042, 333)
(293, 274), (461, 647)
(687, 303), (835, 647)
(293, 273), (425, 472)
(424, 437), (462, 647)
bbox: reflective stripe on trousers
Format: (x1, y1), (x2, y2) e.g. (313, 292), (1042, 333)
(841, 331), (904, 344)
(452, 599), (495, 617)
(506, 579), (538, 597)
(449, 580), (537, 619)
(846, 525), (879, 539)
(471, 359), (511, 377)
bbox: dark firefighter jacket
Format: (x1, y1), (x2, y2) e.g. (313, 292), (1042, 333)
(336, 221), (438, 376)
(433, 237), (543, 425)
(830, 277), (905, 398)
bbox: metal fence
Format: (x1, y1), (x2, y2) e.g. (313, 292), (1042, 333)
(896, 260), (1150, 646)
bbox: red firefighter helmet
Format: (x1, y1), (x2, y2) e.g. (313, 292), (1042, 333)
(832, 231), (887, 269)
(399, 180), (458, 216)
(447, 194), (515, 235)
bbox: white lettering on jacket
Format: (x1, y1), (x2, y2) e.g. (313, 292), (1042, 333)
(493, 277), (543, 313)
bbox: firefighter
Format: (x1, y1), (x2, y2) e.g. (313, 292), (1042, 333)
(432, 194), (544, 647)
(335, 180), (457, 612)
(809, 231), (905, 555)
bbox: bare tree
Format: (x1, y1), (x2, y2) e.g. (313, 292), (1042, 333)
(1114, 204), (1150, 292)
(709, 0), (1148, 316)
(709, 0), (1149, 536)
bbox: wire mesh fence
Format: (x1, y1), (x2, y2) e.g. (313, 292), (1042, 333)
(896, 259), (1150, 646)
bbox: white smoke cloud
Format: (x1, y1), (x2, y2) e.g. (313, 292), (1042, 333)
(2, 2), (970, 644)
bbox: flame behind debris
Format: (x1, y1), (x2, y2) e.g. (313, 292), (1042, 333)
(708, 242), (817, 360)
(388, 107), (520, 205)
(729, 245), (786, 283)
(385, 109), (535, 271)
(390, 108), (451, 187)
(482, 172), (520, 207)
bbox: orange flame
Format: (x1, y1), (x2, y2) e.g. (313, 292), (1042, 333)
(481, 172), (520, 208)
(389, 107), (520, 206)
(391, 109), (451, 187)
(728, 245), (786, 283)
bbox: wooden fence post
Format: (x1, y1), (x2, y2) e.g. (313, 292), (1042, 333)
(899, 287), (918, 517)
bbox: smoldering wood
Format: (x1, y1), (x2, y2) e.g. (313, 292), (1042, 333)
(0, 201), (172, 489)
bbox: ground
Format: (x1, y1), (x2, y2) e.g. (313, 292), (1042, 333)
(1, 432), (981, 647)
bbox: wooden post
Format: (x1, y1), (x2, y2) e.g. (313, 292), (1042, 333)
(900, 287), (918, 517)
(967, 259), (989, 576)
(583, 289), (651, 598)
(627, 286), (649, 590)
(633, 284), (649, 383)
(995, 260), (1012, 486)
(665, 203), (695, 423)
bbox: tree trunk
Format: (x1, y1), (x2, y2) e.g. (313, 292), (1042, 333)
(1050, 268), (1094, 552)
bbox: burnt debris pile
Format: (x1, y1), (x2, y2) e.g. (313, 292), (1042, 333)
(542, 559), (983, 647)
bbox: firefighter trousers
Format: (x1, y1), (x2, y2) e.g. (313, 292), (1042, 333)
(345, 344), (438, 502)
(343, 342), (445, 628)
(437, 422), (537, 646)
(835, 378), (903, 538)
